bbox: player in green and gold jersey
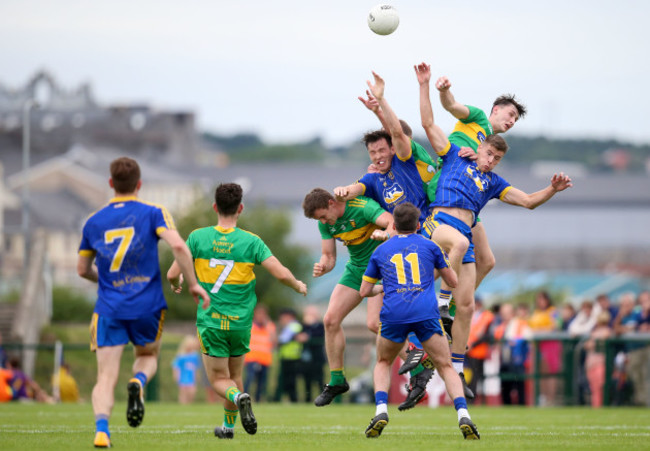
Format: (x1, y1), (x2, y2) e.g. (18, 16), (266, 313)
(302, 188), (393, 406)
(167, 183), (307, 439)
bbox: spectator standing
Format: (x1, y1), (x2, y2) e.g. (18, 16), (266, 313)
(465, 297), (495, 404)
(528, 291), (561, 405)
(568, 301), (598, 337)
(300, 305), (326, 402)
(276, 308), (304, 403)
(244, 305), (277, 402)
(559, 303), (577, 332)
(494, 303), (532, 405)
(584, 311), (613, 407)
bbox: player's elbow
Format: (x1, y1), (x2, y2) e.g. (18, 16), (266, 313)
(359, 285), (372, 299)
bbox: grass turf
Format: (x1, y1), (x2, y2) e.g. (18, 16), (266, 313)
(1, 403), (648, 450)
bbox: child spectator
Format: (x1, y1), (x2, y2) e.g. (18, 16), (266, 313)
(172, 336), (201, 404)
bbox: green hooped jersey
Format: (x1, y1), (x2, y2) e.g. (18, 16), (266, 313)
(448, 105), (493, 150)
(410, 138), (439, 203)
(187, 225), (272, 331)
(318, 196), (385, 267)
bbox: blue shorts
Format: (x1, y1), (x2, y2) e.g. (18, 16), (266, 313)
(379, 318), (444, 344)
(423, 211), (475, 264)
(90, 309), (166, 351)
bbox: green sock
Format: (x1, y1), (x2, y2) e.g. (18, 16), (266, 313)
(330, 368), (346, 385)
(225, 386), (241, 404)
(410, 364), (425, 377)
(223, 408), (238, 429)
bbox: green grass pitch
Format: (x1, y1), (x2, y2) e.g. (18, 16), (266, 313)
(1, 403), (648, 450)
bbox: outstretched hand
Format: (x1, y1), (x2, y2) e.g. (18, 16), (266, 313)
(367, 71), (385, 101)
(358, 90), (380, 113)
(435, 76), (451, 92)
(551, 173), (573, 192)
(414, 62), (431, 85)
(189, 284), (210, 310)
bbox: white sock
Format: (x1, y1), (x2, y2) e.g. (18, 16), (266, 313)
(457, 408), (470, 422)
(453, 362), (464, 373)
(375, 402), (388, 416)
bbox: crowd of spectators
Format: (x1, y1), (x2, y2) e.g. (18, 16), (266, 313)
(466, 290), (650, 407)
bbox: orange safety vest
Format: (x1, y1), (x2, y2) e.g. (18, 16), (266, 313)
(467, 309), (494, 360)
(244, 322), (276, 366)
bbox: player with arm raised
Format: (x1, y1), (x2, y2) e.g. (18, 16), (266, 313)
(433, 68), (527, 330)
(418, 63), (572, 399)
(167, 183), (307, 440)
(77, 157), (209, 449)
(302, 188), (393, 406)
(360, 202), (479, 440)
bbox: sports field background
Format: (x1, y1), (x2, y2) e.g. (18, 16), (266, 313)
(1, 403), (648, 450)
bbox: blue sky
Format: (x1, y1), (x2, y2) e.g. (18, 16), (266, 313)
(1, 0), (648, 146)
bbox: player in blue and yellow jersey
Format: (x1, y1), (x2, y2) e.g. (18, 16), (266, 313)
(77, 157), (209, 448)
(167, 183), (307, 439)
(359, 202), (479, 440)
(337, 71), (443, 408)
(302, 188), (393, 406)
(432, 68), (527, 326)
(418, 68), (572, 401)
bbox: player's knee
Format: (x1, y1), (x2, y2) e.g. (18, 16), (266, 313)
(476, 252), (496, 272)
(323, 312), (341, 331)
(366, 318), (379, 334)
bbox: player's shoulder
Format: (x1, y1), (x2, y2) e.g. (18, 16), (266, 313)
(131, 198), (171, 214)
(348, 196), (374, 208)
(236, 227), (264, 241)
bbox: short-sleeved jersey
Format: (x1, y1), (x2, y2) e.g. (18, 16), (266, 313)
(432, 142), (512, 218)
(78, 196), (174, 319)
(357, 140), (433, 226)
(187, 225), (273, 331)
(448, 105), (493, 150)
(363, 234), (450, 324)
(318, 197), (386, 266)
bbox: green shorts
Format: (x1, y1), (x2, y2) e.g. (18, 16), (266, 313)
(338, 261), (367, 291)
(197, 325), (251, 358)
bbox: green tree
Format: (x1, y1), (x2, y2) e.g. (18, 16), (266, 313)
(159, 196), (312, 320)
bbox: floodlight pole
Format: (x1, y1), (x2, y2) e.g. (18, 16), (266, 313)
(22, 99), (37, 270)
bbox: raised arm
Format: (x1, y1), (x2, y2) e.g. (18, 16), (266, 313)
(415, 63), (450, 155)
(358, 90), (390, 132)
(435, 75), (470, 120)
(313, 238), (337, 278)
(367, 71), (412, 160)
(501, 173), (573, 209)
(261, 256), (307, 296)
(333, 183), (365, 202)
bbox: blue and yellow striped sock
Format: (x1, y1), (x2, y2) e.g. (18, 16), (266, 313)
(225, 386), (241, 404)
(95, 414), (110, 438)
(133, 372), (147, 387)
(439, 289), (452, 307)
(451, 353), (464, 373)
(329, 368), (346, 386)
(223, 408), (238, 429)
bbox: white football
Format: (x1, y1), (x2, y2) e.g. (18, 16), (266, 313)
(367, 4), (399, 36)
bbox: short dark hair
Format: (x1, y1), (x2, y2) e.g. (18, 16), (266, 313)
(492, 94), (527, 119)
(110, 157), (140, 194)
(362, 129), (392, 149)
(214, 183), (243, 215)
(484, 134), (509, 153)
(393, 202), (420, 233)
(302, 188), (334, 218)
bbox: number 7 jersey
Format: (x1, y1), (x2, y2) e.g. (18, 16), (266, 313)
(78, 196), (175, 319)
(186, 225), (273, 331)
